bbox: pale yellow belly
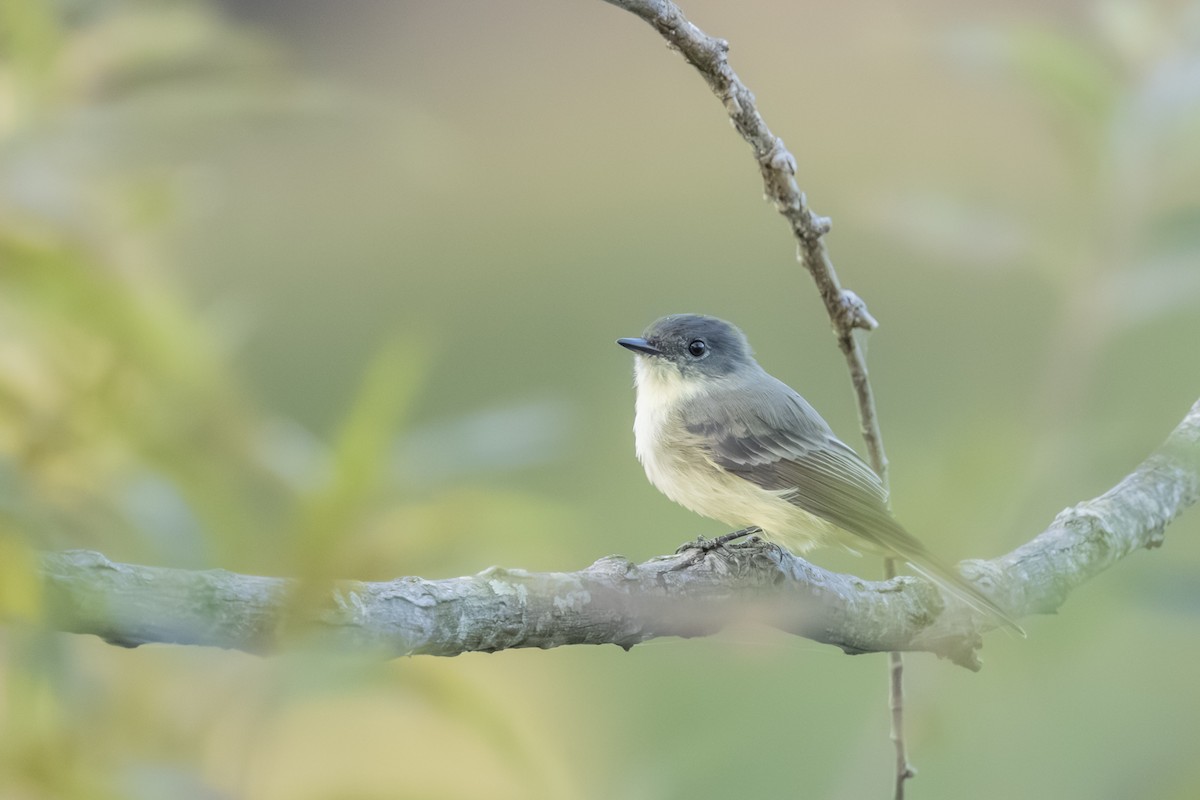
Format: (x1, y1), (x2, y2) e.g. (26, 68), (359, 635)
(639, 433), (840, 553)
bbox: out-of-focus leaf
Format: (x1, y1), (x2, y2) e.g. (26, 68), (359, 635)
(0, 230), (284, 564)
(866, 187), (1030, 273)
(1110, 50), (1200, 195)
(945, 25), (1118, 180)
(403, 662), (581, 800)
(942, 24), (1118, 135)
(393, 395), (574, 488)
(253, 417), (329, 493)
(0, 529), (40, 621)
(1006, 27), (1119, 130)
(120, 764), (229, 800)
(292, 338), (427, 577)
(1144, 204), (1200, 253)
(119, 471), (208, 566)
(1103, 256), (1200, 328)
(1095, 0), (1168, 66)
(355, 487), (579, 579)
(0, 0), (61, 86)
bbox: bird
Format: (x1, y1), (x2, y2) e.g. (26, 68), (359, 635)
(617, 313), (1022, 633)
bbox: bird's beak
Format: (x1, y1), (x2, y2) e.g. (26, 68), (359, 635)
(617, 338), (661, 356)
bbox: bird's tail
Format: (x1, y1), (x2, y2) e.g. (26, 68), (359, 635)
(854, 512), (1026, 636)
(902, 550), (1026, 637)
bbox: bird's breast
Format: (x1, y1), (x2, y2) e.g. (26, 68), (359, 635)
(631, 360), (706, 496)
(630, 363), (837, 551)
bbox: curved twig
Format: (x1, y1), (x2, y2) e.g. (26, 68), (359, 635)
(600, 0), (886, 477)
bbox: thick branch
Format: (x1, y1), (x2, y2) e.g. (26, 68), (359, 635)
(37, 399), (1200, 670)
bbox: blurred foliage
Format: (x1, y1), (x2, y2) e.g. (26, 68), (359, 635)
(0, 0), (293, 570)
(0, 3), (577, 798)
(0, 0), (1198, 798)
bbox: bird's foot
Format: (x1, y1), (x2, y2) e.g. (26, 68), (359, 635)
(666, 527), (762, 572)
(674, 526), (761, 555)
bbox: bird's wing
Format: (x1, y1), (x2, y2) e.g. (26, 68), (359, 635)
(681, 380), (914, 554)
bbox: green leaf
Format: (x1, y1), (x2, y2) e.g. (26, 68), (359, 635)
(1006, 26), (1119, 129)
(293, 337), (427, 571)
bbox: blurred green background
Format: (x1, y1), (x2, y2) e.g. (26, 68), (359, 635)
(2, 0), (1199, 797)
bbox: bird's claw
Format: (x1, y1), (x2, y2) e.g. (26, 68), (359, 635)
(664, 527), (762, 574)
(674, 535), (717, 555)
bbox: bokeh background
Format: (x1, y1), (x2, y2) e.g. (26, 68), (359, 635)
(2, 0), (1199, 797)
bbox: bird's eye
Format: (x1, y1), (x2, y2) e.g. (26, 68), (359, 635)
(687, 339), (708, 357)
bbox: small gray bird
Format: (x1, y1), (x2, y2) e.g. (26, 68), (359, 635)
(618, 313), (1021, 632)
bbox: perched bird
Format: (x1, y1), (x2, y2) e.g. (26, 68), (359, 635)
(618, 313), (1021, 632)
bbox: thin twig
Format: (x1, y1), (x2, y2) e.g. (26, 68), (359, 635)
(601, 0), (904, 789)
(600, 0), (888, 477)
(884, 558), (915, 799)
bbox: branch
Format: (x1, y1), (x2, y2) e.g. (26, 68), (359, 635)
(38, 398), (1200, 670)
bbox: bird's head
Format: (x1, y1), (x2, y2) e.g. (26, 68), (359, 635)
(617, 314), (755, 390)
